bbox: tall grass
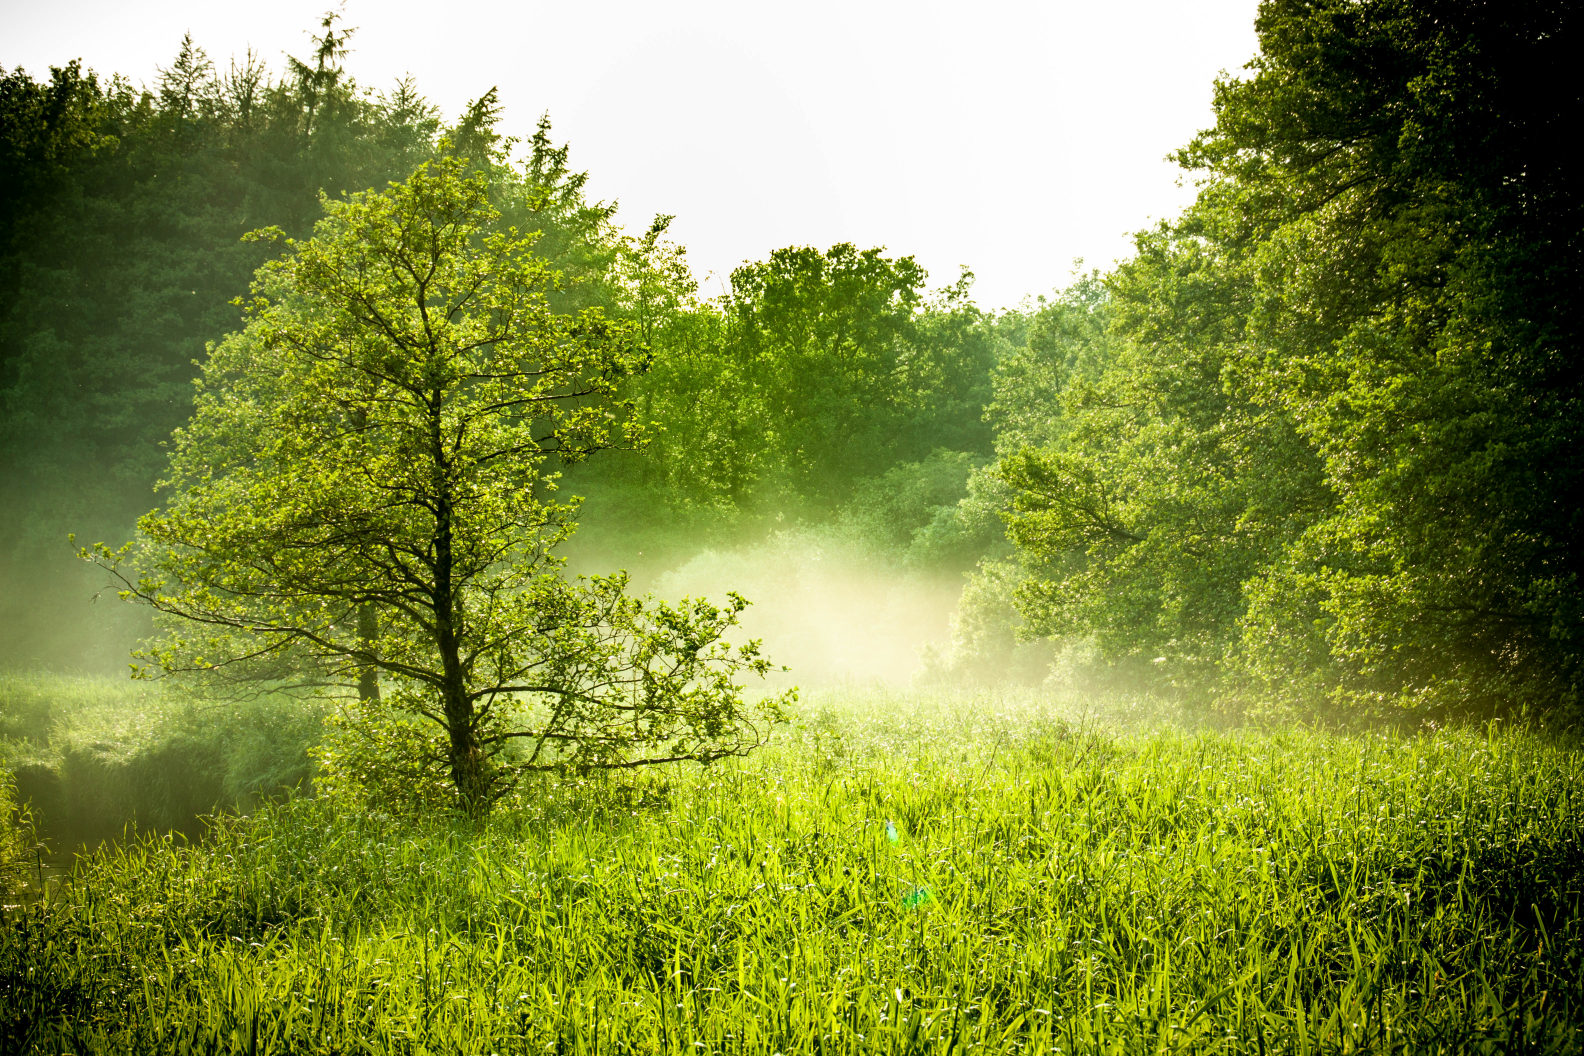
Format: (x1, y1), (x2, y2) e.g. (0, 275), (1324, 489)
(0, 769), (38, 899)
(3, 691), (1581, 1053)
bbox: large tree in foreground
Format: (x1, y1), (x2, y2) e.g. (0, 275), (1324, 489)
(86, 154), (788, 816)
(1188, 0), (1584, 717)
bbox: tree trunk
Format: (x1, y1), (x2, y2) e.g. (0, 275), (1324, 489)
(356, 601), (380, 702)
(436, 601), (491, 816)
(445, 700), (492, 819)
(431, 399), (491, 818)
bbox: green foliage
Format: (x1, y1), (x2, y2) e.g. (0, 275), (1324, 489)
(998, 242), (1325, 701)
(0, 769), (36, 899)
(88, 155), (789, 816)
(0, 24), (633, 675)
(311, 696), (457, 818)
(3, 694), (1581, 1052)
(0, 23), (446, 671)
(1201, 0), (1584, 719)
(502, 114), (625, 311)
(838, 450), (989, 569)
(921, 560), (1049, 688)
(723, 244), (931, 502)
(994, 0), (1583, 721)
(604, 246), (1000, 516)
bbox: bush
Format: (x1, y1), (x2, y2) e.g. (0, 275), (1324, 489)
(922, 559), (1055, 686)
(311, 694), (457, 818)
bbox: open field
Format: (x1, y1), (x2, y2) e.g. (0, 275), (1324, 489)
(3, 690), (1582, 1054)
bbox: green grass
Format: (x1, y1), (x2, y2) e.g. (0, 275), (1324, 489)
(3, 690), (1582, 1053)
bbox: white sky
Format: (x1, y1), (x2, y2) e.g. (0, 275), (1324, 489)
(3, 0), (1262, 311)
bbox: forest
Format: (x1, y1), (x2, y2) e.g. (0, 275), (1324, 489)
(2, 1), (1581, 1052)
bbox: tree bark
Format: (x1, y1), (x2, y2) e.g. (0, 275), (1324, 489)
(431, 393), (491, 818)
(356, 601), (380, 702)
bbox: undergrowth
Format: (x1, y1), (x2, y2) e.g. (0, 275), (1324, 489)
(0, 672), (322, 840)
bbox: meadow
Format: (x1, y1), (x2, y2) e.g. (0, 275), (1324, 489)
(2, 687), (1582, 1054)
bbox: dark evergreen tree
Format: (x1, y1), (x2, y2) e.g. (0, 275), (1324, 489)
(0, 22), (461, 669)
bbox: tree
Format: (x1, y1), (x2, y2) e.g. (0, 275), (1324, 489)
(606, 243), (999, 516)
(725, 244), (930, 503)
(993, 0), (1582, 721)
(995, 229), (1326, 700)
(1185, 0), (1583, 718)
(86, 154), (789, 817)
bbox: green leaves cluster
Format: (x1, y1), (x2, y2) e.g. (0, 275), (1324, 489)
(607, 245), (998, 516)
(995, 0), (1582, 720)
(90, 154), (788, 816)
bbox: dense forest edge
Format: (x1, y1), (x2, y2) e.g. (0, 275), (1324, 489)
(2, 1), (1582, 1051)
(3, 3), (1578, 730)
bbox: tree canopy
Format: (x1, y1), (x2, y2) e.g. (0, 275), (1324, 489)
(87, 154), (788, 816)
(994, 0), (1582, 720)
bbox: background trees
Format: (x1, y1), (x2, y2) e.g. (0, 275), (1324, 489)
(0, 23), (635, 673)
(1, 22), (433, 670)
(995, 0), (1582, 720)
(1188, 0), (1582, 718)
(8, 1), (1581, 729)
(89, 156), (788, 816)
(605, 244), (998, 512)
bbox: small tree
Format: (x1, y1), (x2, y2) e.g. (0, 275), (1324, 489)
(86, 154), (789, 817)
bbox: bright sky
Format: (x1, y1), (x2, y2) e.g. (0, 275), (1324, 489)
(3, 0), (1262, 311)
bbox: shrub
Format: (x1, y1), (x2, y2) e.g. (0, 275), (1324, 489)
(311, 695), (457, 818)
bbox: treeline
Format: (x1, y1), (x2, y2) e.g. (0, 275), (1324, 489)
(3, 0), (1578, 725)
(990, 0), (1581, 721)
(0, 15), (1008, 676)
(0, 17), (634, 669)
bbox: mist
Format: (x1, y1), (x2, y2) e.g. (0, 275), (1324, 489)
(651, 529), (964, 688)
